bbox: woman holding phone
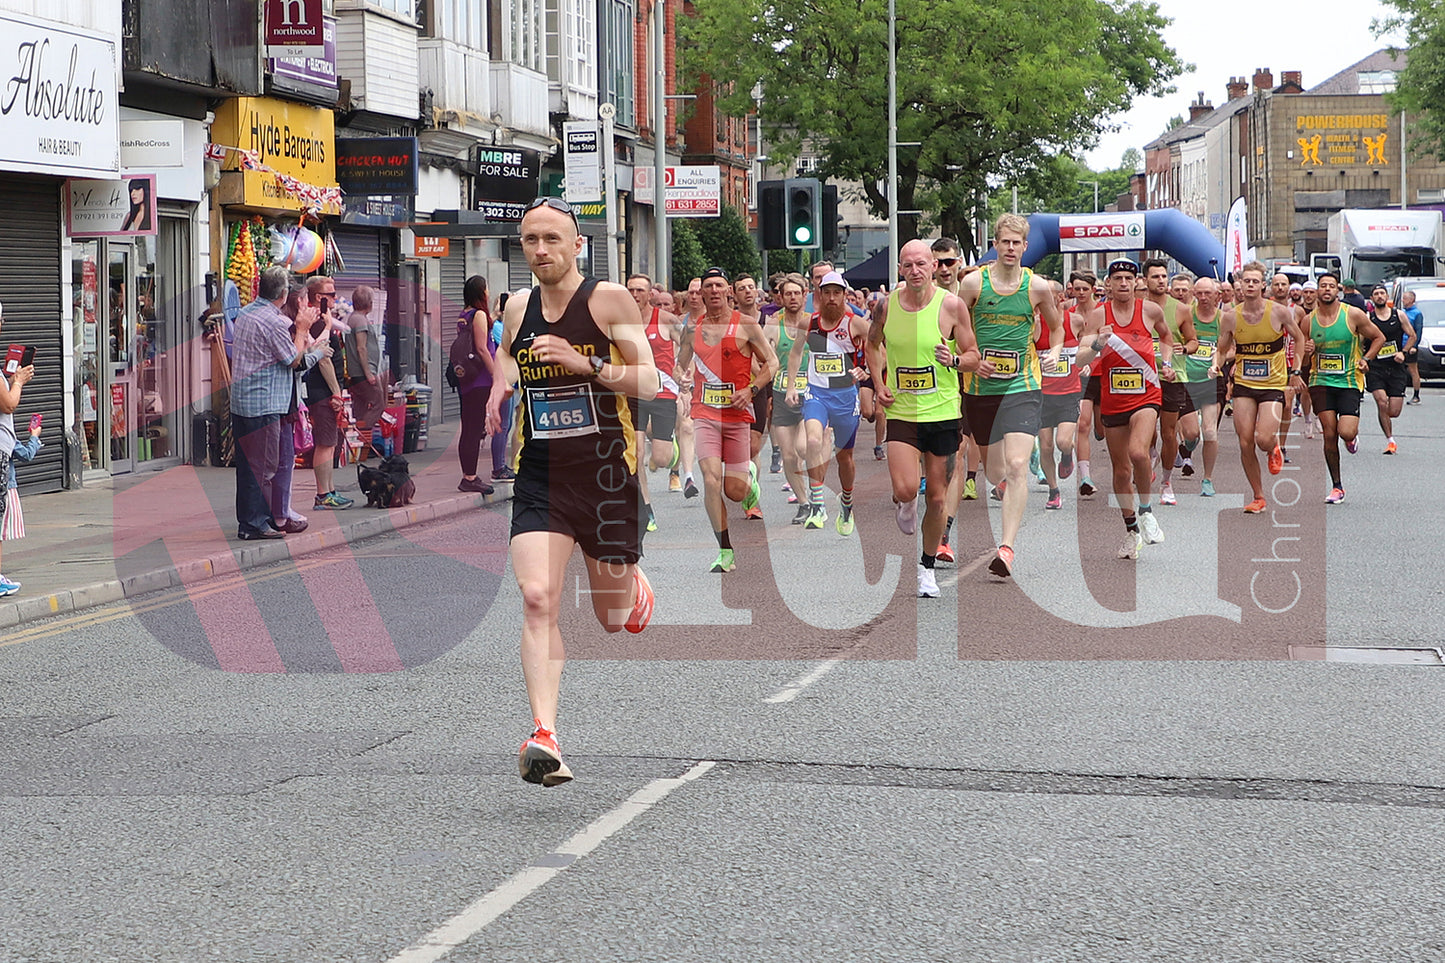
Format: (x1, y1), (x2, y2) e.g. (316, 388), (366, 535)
(0, 300), (36, 596)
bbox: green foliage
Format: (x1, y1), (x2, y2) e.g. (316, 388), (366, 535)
(689, 203), (763, 280)
(1377, 4), (1444, 157)
(670, 220), (708, 286)
(682, 0), (1184, 258)
(1120, 147), (1144, 172)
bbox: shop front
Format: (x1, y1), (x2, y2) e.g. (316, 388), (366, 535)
(0, 12), (121, 492)
(69, 108), (209, 476)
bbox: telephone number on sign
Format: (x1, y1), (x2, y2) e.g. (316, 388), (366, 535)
(666, 198), (719, 213)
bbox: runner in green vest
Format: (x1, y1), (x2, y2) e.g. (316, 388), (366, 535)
(957, 213), (1064, 579)
(1176, 276), (1224, 496)
(866, 239), (978, 599)
(1153, 270), (1197, 505)
(1299, 272), (1385, 504)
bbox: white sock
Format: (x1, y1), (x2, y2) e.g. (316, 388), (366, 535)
(1078, 459), (1091, 480)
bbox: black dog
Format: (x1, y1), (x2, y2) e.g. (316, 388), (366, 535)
(357, 455), (416, 509)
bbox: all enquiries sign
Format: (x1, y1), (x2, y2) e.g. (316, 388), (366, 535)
(0, 13), (119, 179)
(633, 165), (721, 217)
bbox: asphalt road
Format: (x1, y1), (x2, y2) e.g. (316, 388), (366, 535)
(3, 388), (1444, 962)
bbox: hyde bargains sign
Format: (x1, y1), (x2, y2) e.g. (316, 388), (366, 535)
(0, 13), (119, 179)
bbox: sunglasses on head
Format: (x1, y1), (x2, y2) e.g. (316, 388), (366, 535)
(936, 257), (959, 267)
(524, 196), (578, 224)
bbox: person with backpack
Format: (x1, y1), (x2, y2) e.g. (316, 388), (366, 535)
(453, 275), (496, 494)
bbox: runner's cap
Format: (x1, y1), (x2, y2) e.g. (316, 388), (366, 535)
(1289, 282), (1303, 292)
(818, 270), (847, 289)
(701, 266), (730, 282)
(1106, 257), (1138, 276)
(1302, 280), (1317, 290)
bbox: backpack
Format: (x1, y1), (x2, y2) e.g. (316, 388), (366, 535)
(446, 310), (488, 390)
(357, 454), (416, 508)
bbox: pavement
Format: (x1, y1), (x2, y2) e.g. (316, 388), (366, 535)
(0, 419), (510, 630)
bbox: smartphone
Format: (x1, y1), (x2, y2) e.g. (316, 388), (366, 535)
(28, 413), (41, 433)
(20, 346), (34, 367)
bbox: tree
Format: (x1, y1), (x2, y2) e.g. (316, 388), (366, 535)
(671, 220), (708, 287)
(690, 203), (762, 280)
(1120, 147), (1144, 172)
(682, 0), (1183, 258)
(1377, 5), (1441, 155)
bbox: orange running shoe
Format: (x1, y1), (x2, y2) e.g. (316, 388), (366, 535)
(1384, 441), (1397, 455)
(744, 505), (764, 520)
(624, 567), (654, 634)
(519, 720), (573, 787)
(1267, 445), (1283, 475)
(1243, 497), (1267, 514)
(988, 544), (1015, 578)
(936, 541), (956, 563)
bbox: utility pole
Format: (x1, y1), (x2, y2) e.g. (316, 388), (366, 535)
(600, 103), (619, 281)
(887, 0), (897, 281)
(653, 0), (669, 289)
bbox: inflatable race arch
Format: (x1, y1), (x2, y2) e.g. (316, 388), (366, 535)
(979, 210), (1227, 280)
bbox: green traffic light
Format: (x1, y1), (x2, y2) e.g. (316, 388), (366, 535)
(793, 225), (813, 244)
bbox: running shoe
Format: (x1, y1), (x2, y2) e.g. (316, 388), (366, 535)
(741, 464), (761, 514)
(646, 509), (658, 533)
(1408, 395), (1422, 406)
(0, 575), (20, 597)
(895, 497), (917, 535)
(1304, 420), (1315, 439)
(792, 504), (811, 525)
(917, 564), (940, 598)
(988, 545), (1014, 578)
(1243, 497), (1267, 514)
(782, 482), (792, 492)
(1282, 448), (1291, 464)
(1384, 441), (1397, 455)
(667, 444), (680, 471)
(1028, 445), (1041, 479)
(1159, 484), (1176, 506)
(769, 447), (782, 473)
(787, 490), (799, 504)
(684, 477), (700, 498)
(1223, 402), (1233, 417)
(1036, 469), (1049, 487)
(1045, 490), (1063, 510)
(1293, 400), (1302, 417)
(1139, 510), (1165, 545)
(1180, 458), (1194, 477)
(1078, 478), (1096, 498)
(804, 504), (827, 530)
(1118, 531), (1142, 560)
(1267, 445), (1284, 475)
(1058, 451), (1074, 479)
(669, 471), (683, 493)
(1200, 478), (1216, 497)
(314, 491), (354, 509)
(918, 476), (927, 496)
(491, 466), (518, 482)
(1324, 487), (1346, 505)
(519, 721), (573, 787)
(962, 477), (978, 500)
(936, 541), (955, 563)
(835, 501), (855, 537)
(1173, 453), (1184, 469)
(624, 568), (655, 633)
(989, 481), (1006, 500)
(873, 444), (885, 461)
(711, 548), (736, 573)
(744, 506), (764, 520)
(1345, 437), (1358, 455)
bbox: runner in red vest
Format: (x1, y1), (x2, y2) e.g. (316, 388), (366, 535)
(1073, 258), (1177, 560)
(1035, 289), (1083, 510)
(677, 266), (779, 573)
(627, 273), (684, 534)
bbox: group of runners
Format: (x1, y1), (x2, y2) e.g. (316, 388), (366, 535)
(489, 197), (1424, 788)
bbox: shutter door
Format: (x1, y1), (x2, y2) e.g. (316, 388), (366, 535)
(438, 250), (470, 422)
(0, 176), (64, 493)
(507, 240), (533, 291)
(331, 227), (387, 380)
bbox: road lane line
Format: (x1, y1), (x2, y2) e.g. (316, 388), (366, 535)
(763, 658), (842, 704)
(386, 760), (715, 963)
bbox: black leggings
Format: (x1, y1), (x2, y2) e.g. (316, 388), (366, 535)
(458, 386), (489, 477)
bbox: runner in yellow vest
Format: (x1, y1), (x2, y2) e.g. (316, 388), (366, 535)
(865, 239), (978, 599)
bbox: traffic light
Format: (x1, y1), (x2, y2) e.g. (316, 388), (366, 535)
(784, 177), (821, 250)
(758, 180), (785, 249)
(821, 184), (839, 252)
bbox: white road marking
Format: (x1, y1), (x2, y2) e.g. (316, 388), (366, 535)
(386, 761), (715, 963)
(764, 658), (842, 703)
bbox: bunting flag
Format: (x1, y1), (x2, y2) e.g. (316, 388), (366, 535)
(205, 142), (342, 213)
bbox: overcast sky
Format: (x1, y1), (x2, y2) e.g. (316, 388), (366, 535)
(1084, 0), (1406, 171)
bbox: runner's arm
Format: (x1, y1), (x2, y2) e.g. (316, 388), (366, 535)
(1176, 302), (1199, 354)
(1033, 276), (1065, 369)
(594, 286), (660, 400)
(1352, 310), (1387, 363)
(1208, 314), (1235, 378)
(865, 298), (892, 405)
(935, 294), (979, 373)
